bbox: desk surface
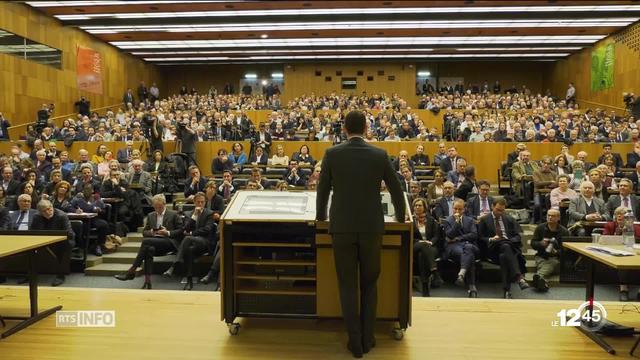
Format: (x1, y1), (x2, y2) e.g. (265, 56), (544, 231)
(0, 235), (68, 258)
(563, 242), (640, 270)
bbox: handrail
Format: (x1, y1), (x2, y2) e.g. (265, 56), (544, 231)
(577, 99), (627, 112)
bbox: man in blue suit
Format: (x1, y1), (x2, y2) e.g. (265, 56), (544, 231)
(465, 180), (494, 219)
(443, 199), (480, 298)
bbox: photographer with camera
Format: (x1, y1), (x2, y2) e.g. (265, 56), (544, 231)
(36, 103), (53, 134)
(142, 114), (163, 153)
(177, 116), (197, 167)
(624, 92), (640, 119)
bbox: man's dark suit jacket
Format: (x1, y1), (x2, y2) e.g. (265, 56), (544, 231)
(439, 156), (462, 174)
(30, 209), (75, 243)
(3, 179), (20, 196)
(627, 152), (640, 168)
(184, 208), (216, 244)
(206, 194), (226, 216)
(9, 209), (38, 230)
(0, 207), (11, 230)
(316, 137), (405, 234)
(184, 177), (209, 198)
(477, 213), (525, 268)
(433, 196), (459, 220)
(465, 195), (495, 219)
(606, 194), (640, 218)
(142, 209), (184, 249)
(117, 148), (132, 164)
(248, 154), (268, 165)
(442, 215), (478, 245)
(410, 154), (430, 167)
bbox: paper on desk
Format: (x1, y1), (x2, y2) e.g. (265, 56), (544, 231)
(586, 246), (635, 257)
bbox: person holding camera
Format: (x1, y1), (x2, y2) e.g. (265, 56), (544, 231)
(177, 118), (197, 167)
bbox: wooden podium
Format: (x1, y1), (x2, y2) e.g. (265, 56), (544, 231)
(220, 191), (413, 339)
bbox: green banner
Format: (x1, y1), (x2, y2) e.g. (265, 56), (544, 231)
(591, 43), (615, 91)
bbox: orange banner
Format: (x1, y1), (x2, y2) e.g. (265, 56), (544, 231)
(76, 47), (103, 94)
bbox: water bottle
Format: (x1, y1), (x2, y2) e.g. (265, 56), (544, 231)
(623, 211), (635, 250)
(546, 237), (555, 253)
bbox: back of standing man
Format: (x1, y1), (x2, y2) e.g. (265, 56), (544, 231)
(316, 110), (406, 358)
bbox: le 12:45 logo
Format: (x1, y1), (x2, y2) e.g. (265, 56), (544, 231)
(552, 300), (607, 331)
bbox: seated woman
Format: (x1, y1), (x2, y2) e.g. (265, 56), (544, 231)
(228, 143), (247, 168)
(97, 150), (115, 179)
(412, 198), (442, 297)
(426, 169), (446, 205)
(292, 145), (316, 166)
(603, 206), (640, 301)
(43, 169), (64, 197)
(553, 154), (572, 176)
(51, 180), (74, 212)
(269, 144), (289, 166)
(145, 150), (168, 174)
(549, 174), (578, 209)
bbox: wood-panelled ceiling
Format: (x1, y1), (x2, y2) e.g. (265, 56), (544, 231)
(24, 0), (640, 65)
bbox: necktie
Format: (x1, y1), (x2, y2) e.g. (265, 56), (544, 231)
(624, 197), (630, 211)
(223, 185), (230, 200)
(482, 198), (488, 213)
(16, 211), (26, 227)
(494, 216), (503, 238)
(447, 198), (453, 215)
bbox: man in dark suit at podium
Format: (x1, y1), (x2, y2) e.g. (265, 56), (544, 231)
(316, 110), (405, 358)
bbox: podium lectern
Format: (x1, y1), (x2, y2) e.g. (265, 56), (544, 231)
(220, 191), (413, 339)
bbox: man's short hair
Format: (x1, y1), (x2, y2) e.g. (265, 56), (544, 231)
(344, 111), (366, 135)
(37, 199), (53, 213)
(493, 198), (507, 207)
(619, 178), (633, 187)
(18, 194), (32, 202)
(80, 163), (94, 172)
(464, 165), (475, 178)
(188, 165), (199, 173)
(152, 194), (166, 204)
(193, 192), (206, 202)
(477, 180), (490, 188)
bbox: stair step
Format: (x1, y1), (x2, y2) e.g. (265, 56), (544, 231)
(119, 242), (142, 253)
(85, 254), (103, 267)
(84, 263), (142, 276)
(126, 233), (143, 242)
(101, 252), (138, 263)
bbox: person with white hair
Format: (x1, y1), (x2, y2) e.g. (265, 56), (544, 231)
(114, 194), (184, 289)
(567, 181), (609, 235)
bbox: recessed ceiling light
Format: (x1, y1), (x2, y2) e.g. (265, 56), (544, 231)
(260, 34), (268, 38)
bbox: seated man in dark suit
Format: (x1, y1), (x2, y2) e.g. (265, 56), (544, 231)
(162, 192), (216, 290)
(465, 180), (494, 219)
(30, 199), (75, 287)
(443, 199), (480, 298)
(114, 194), (184, 289)
(606, 178), (639, 219)
(183, 165), (208, 202)
(248, 146), (268, 166)
(9, 194), (38, 231)
(628, 161), (640, 191)
(446, 158), (467, 189)
(454, 165), (477, 200)
(204, 180), (225, 221)
(627, 142), (640, 168)
(117, 140), (134, 165)
(410, 145), (430, 166)
(432, 181), (459, 221)
(1, 166), (20, 196)
(0, 206), (9, 230)
(478, 198), (529, 299)
(72, 164), (101, 196)
(217, 170), (237, 203)
(283, 160), (308, 187)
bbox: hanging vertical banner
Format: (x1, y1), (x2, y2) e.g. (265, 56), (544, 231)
(590, 42), (615, 92)
(76, 47), (103, 94)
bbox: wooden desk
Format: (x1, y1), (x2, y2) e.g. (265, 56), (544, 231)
(0, 235), (67, 339)
(562, 242), (640, 355)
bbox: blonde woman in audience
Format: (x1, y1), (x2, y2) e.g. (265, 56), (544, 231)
(269, 144), (289, 166)
(549, 174), (578, 208)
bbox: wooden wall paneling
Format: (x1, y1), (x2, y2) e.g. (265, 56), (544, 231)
(0, 2), (165, 127)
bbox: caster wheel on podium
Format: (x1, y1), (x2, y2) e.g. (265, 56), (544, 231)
(228, 323), (241, 335)
(392, 328), (404, 340)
